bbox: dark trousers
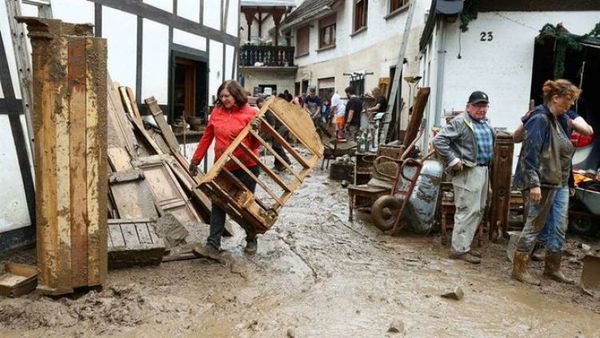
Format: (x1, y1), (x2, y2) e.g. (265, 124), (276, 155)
(272, 126), (291, 168)
(207, 166), (260, 249)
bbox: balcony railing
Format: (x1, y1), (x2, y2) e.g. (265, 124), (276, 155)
(239, 45), (295, 67)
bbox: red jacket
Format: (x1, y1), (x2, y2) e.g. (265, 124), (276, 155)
(191, 103), (260, 171)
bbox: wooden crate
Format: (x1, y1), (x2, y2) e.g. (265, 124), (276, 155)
(22, 18), (107, 295)
(198, 97), (323, 234)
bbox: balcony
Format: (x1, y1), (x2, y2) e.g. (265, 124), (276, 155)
(239, 45), (297, 69)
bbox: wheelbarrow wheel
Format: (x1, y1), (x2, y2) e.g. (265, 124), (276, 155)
(372, 195), (402, 231)
(569, 216), (596, 236)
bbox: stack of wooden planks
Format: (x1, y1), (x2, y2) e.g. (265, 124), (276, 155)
(20, 17), (107, 295)
(106, 82), (212, 266)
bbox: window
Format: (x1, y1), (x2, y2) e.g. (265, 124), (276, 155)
(296, 26), (310, 56)
(350, 78), (365, 96)
(318, 77), (335, 100)
(390, 0), (409, 13)
(319, 15), (336, 49)
(353, 0), (368, 33)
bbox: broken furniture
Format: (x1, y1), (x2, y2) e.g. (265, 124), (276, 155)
(198, 97), (324, 234)
(107, 219), (165, 269)
(346, 145), (403, 222)
(488, 131), (515, 241)
(0, 263), (38, 298)
(21, 17), (108, 295)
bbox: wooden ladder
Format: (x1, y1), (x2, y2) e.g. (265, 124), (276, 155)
(4, 0), (53, 161)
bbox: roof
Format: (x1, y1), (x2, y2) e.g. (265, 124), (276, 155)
(280, 0), (338, 31)
(241, 0), (296, 6)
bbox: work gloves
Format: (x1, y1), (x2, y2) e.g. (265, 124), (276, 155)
(189, 162), (199, 176)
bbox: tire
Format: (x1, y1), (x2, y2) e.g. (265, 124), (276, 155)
(371, 195), (401, 231)
(569, 216), (596, 236)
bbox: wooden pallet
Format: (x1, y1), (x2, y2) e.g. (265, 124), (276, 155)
(198, 97), (323, 234)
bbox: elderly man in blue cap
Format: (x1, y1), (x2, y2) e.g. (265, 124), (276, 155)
(433, 91), (496, 264)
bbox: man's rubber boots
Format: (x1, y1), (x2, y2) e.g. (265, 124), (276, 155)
(543, 251), (574, 284)
(511, 251), (541, 285)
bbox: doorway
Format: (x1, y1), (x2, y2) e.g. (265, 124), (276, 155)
(169, 49), (208, 125)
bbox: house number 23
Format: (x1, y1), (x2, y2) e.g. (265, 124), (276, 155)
(480, 32), (493, 41)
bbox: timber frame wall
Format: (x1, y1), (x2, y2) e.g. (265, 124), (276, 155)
(0, 0), (240, 252)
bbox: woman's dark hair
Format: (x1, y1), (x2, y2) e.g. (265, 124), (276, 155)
(542, 79), (581, 104)
(216, 80), (248, 106)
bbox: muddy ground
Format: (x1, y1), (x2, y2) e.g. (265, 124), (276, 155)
(1, 169), (599, 337)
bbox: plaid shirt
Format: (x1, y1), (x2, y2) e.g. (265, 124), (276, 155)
(472, 119), (493, 165)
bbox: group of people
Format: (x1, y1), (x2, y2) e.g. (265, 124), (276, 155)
(433, 79), (593, 285)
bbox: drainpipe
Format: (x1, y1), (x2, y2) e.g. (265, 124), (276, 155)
(434, 19), (446, 129)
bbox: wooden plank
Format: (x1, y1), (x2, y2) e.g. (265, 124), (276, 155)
(32, 27), (57, 291)
(108, 224), (125, 247)
(68, 37), (88, 287)
(54, 35), (73, 293)
(119, 86), (162, 155)
(107, 147), (133, 171)
(135, 222), (153, 244)
(87, 37), (108, 287)
(145, 96), (180, 151)
(107, 75), (138, 158)
(126, 86), (143, 123)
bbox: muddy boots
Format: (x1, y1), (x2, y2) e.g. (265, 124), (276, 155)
(543, 251), (574, 284)
(511, 251), (541, 285)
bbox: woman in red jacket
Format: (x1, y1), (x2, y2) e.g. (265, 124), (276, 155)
(189, 80), (261, 255)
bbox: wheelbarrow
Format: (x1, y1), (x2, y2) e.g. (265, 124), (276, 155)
(370, 132), (444, 235)
(569, 187), (600, 237)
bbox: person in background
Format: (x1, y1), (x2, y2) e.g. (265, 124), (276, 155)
(189, 80), (261, 256)
(511, 79), (585, 285)
(322, 98), (331, 127)
(433, 91), (495, 264)
(257, 96), (292, 171)
(513, 81), (593, 264)
(331, 92), (347, 141)
(365, 87), (388, 119)
(283, 89), (293, 102)
(344, 86), (363, 141)
(304, 86), (323, 129)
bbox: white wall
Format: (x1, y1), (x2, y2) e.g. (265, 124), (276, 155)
(142, 19), (170, 102)
(177, 0), (201, 22)
(102, 7), (137, 88)
(209, 40), (224, 101)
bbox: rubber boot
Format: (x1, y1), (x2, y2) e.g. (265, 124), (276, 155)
(531, 246), (545, 262)
(511, 251), (541, 285)
(543, 251), (574, 284)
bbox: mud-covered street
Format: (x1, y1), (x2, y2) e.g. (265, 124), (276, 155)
(1, 169), (599, 337)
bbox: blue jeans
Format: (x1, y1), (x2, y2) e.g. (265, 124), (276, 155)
(207, 166), (260, 249)
(537, 186), (569, 253)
